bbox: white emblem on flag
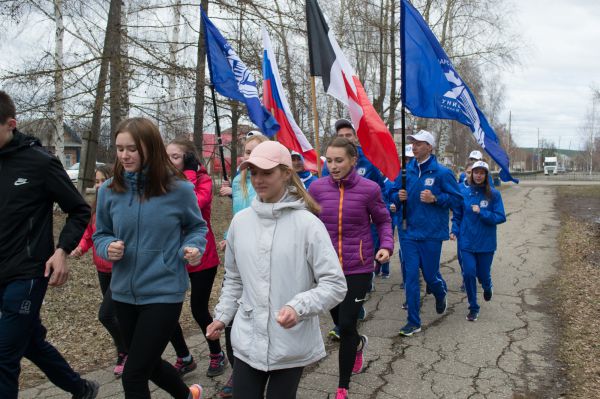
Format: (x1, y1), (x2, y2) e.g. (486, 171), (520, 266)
(224, 45), (259, 99)
(480, 200), (489, 208)
(424, 178), (435, 186)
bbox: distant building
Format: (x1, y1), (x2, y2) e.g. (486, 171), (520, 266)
(18, 119), (82, 167)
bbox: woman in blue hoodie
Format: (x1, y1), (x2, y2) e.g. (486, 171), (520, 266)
(93, 117), (207, 399)
(451, 161), (506, 322)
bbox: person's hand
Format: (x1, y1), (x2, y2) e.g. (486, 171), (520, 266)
(471, 204), (480, 214)
(276, 306), (299, 329)
(218, 240), (227, 251)
(206, 320), (226, 340)
(398, 189), (408, 201)
(450, 233), (457, 241)
(183, 152), (199, 172)
(184, 247), (202, 266)
(390, 204), (397, 212)
(219, 182), (232, 197)
(70, 246), (83, 258)
(420, 189), (436, 204)
(45, 248), (69, 287)
(375, 248), (390, 263)
(107, 240), (125, 261)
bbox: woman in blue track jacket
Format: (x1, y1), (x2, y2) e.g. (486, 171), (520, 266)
(451, 161), (506, 321)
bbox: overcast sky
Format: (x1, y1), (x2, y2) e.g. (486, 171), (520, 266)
(500, 0), (600, 150)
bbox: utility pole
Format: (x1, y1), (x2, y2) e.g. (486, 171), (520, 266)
(537, 128), (540, 171)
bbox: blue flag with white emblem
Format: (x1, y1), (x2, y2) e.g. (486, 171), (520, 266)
(400, 0), (517, 183)
(201, 8), (280, 137)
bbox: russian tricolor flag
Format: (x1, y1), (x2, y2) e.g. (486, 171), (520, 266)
(262, 27), (318, 172)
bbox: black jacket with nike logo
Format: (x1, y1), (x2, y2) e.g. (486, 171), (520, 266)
(0, 130), (91, 285)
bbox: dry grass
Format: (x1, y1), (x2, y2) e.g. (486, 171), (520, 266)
(20, 193), (231, 388)
(553, 186), (600, 398)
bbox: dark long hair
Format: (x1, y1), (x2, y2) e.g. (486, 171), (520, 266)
(109, 117), (183, 198)
(468, 167), (492, 200)
(92, 164), (113, 218)
(169, 135), (200, 163)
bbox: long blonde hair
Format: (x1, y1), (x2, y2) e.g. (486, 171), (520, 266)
(241, 163), (321, 214)
(240, 135), (269, 199)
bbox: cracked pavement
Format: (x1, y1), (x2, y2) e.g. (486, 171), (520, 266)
(21, 185), (568, 398)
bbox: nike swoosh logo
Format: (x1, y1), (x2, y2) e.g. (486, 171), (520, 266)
(354, 298), (367, 303)
(14, 180), (29, 186)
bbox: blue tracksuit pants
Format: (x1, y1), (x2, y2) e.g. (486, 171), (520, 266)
(460, 251), (494, 313)
(400, 239), (447, 327)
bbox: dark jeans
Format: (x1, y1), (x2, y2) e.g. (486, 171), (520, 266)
(97, 271), (126, 354)
(170, 267), (222, 357)
(0, 278), (85, 399)
(232, 357), (303, 399)
(330, 273), (372, 389)
(114, 301), (189, 399)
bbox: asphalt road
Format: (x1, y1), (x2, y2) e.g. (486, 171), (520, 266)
(21, 184), (568, 399)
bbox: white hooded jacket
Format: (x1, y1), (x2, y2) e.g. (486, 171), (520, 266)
(214, 191), (347, 371)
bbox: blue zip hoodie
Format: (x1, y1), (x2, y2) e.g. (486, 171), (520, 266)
(297, 170), (317, 189)
(451, 184), (506, 252)
(392, 155), (463, 241)
(93, 172), (207, 305)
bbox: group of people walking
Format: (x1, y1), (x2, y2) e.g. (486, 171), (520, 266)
(0, 89), (506, 399)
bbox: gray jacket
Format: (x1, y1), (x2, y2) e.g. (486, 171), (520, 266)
(214, 192), (347, 371)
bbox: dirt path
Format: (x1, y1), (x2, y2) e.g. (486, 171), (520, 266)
(21, 185), (568, 398)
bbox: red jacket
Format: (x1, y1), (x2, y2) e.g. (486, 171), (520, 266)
(78, 214), (113, 273)
(184, 166), (220, 272)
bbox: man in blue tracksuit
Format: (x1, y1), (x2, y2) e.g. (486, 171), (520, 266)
(392, 130), (463, 336)
(291, 151), (317, 189)
(451, 161), (506, 321)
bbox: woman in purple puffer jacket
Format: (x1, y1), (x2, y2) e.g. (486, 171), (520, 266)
(308, 137), (393, 399)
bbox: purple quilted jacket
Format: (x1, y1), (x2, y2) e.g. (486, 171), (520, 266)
(309, 169), (393, 276)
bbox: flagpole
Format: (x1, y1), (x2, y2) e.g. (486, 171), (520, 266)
(210, 84), (229, 182)
(400, 0), (408, 230)
(310, 76), (322, 176)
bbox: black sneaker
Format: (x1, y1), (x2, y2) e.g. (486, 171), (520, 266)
(466, 311), (479, 322)
(484, 288), (493, 301)
(174, 356), (197, 375)
(435, 294), (447, 314)
(73, 379), (99, 399)
(207, 351), (228, 377)
(425, 285), (432, 295)
(401, 302), (408, 310)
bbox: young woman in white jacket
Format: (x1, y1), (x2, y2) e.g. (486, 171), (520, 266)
(206, 141), (347, 399)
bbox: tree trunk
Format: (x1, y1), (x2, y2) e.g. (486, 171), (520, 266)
(78, 0), (121, 193)
(166, 0), (182, 142)
(193, 0), (209, 161)
(120, 0), (130, 121)
(53, 0), (66, 167)
(108, 0), (123, 158)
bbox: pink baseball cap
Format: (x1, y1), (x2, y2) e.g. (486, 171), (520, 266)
(239, 141), (293, 170)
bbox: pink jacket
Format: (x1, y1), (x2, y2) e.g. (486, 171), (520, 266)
(78, 214), (113, 273)
(308, 169), (393, 275)
(184, 166), (219, 272)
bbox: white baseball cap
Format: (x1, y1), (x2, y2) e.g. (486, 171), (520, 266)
(469, 150), (483, 160)
(407, 130), (435, 146)
(472, 160), (489, 171)
(405, 144), (414, 157)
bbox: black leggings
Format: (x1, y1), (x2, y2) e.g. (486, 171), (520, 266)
(232, 357), (303, 399)
(114, 301), (189, 399)
(170, 267), (222, 357)
(330, 273), (371, 389)
(97, 272), (127, 354)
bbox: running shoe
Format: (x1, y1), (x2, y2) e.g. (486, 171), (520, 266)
(189, 384), (203, 399)
(72, 379), (99, 399)
(335, 387), (349, 399)
(328, 325), (341, 340)
(174, 356), (197, 375)
(113, 352), (127, 378)
(484, 287), (493, 301)
(466, 311), (479, 322)
(218, 374), (233, 398)
(435, 294), (447, 314)
(358, 306), (367, 321)
(399, 323), (421, 337)
(207, 352), (228, 377)
(352, 335), (368, 374)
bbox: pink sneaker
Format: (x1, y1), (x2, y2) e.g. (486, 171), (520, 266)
(352, 335), (368, 374)
(189, 383), (203, 399)
(113, 353), (127, 378)
(335, 387), (348, 399)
